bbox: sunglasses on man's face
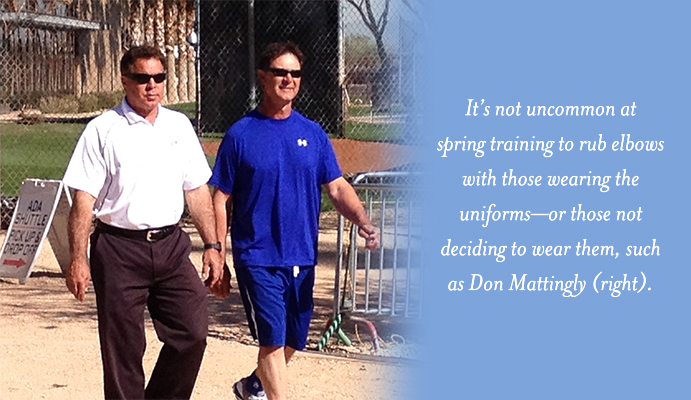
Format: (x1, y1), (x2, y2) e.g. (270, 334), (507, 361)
(125, 72), (166, 84)
(266, 68), (302, 78)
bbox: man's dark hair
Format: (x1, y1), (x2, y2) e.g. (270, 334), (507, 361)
(257, 41), (305, 71)
(120, 45), (166, 75)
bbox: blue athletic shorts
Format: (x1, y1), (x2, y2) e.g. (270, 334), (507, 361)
(234, 264), (315, 350)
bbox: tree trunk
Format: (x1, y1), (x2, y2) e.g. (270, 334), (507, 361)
(164, 0), (178, 104)
(154, 0), (165, 51)
(46, 0), (56, 14)
(176, 0), (188, 102)
(144, 0), (155, 45)
(345, 0), (392, 111)
(1, 2), (15, 107)
(85, 0), (98, 94)
(97, 0), (114, 92)
(129, 0), (143, 47)
(153, 0), (165, 102)
(75, 0), (83, 94)
(110, 0), (124, 90)
(4, 1), (17, 12)
(185, 0), (195, 103)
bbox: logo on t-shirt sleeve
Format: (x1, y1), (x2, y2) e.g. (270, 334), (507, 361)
(297, 138), (308, 147)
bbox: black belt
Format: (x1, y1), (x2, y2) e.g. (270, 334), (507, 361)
(95, 220), (177, 242)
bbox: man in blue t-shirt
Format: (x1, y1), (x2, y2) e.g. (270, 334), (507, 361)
(210, 42), (380, 400)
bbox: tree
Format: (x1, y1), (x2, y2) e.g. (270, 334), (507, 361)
(74, 0), (99, 95)
(176, 0), (188, 102)
(144, 0), (154, 44)
(3, 1), (16, 12)
(128, 0), (143, 46)
(184, 0), (195, 102)
(163, 0), (178, 103)
(345, 0), (390, 65)
(345, 0), (392, 110)
(344, 34), (379, 70)
(154, 0), (164, 54)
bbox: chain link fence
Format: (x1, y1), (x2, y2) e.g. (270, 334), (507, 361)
(0, 0), (422, 227)
(0, 0), (121, 227)
(199, 0), (423, 174)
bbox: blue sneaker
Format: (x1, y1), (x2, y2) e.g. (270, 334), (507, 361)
(233, 377), (267, 400)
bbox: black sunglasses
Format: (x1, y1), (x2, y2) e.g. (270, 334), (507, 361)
(125, 72), (166, 84)
(266, 68), (302, 78)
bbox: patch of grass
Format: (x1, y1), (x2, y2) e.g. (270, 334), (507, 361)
(0, 112), (404, 198)
(341, 120), (402, 142)
(347, 104), (373, 117)
(0, 121), (221, 196)
(201, 131), (225, 140)
(346, 104), (406, 117)
(168, 102), (196, 120)
(1, 123), (83, 196)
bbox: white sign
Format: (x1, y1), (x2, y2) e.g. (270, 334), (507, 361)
(0, 179), (67, 284)
(46, 184), (72, 274)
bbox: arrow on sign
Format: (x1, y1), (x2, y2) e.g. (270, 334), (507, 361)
(3, 259), (26, 268)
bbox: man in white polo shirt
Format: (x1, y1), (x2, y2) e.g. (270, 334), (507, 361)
(62, 46), (224, 399)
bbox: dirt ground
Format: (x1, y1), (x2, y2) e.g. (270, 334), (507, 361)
(0, 216), (411, 400)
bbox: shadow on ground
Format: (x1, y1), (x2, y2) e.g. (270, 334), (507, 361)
(1, 217), (418, 361)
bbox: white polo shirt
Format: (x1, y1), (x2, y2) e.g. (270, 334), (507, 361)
(63, 99), (211, 230)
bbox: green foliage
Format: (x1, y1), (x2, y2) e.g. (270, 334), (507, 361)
(344, 34), (380, 67)
(75, 94), (100, 113)
(38, 91), (125, 114)
(77, 91), (125, 113)
(39, 96), (80, 114)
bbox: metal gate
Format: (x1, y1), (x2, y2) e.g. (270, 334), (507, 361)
(333, 171), (423, 318)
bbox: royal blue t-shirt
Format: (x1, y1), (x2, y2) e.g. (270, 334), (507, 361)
(209, 110), (342, 267)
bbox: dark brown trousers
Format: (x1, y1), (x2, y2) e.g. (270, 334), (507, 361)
(90, 226), (208, 400)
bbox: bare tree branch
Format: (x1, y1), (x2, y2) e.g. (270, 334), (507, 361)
(364, 0), (377, 32)
(345, 0), (394, 110)
(346, 0), (377, 36)
(378, 0), (390, 38)
(346, 0), (389, 61)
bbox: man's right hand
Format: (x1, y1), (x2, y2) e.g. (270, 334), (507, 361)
(209, 263), (232, 299)
(66, 189), (96, 302)
(66, 261), (91, 301)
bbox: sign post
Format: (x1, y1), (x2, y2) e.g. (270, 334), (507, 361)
(0, 179), (70, 284)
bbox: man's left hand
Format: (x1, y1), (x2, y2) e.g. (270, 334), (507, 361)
(358, 224), (380, 250)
